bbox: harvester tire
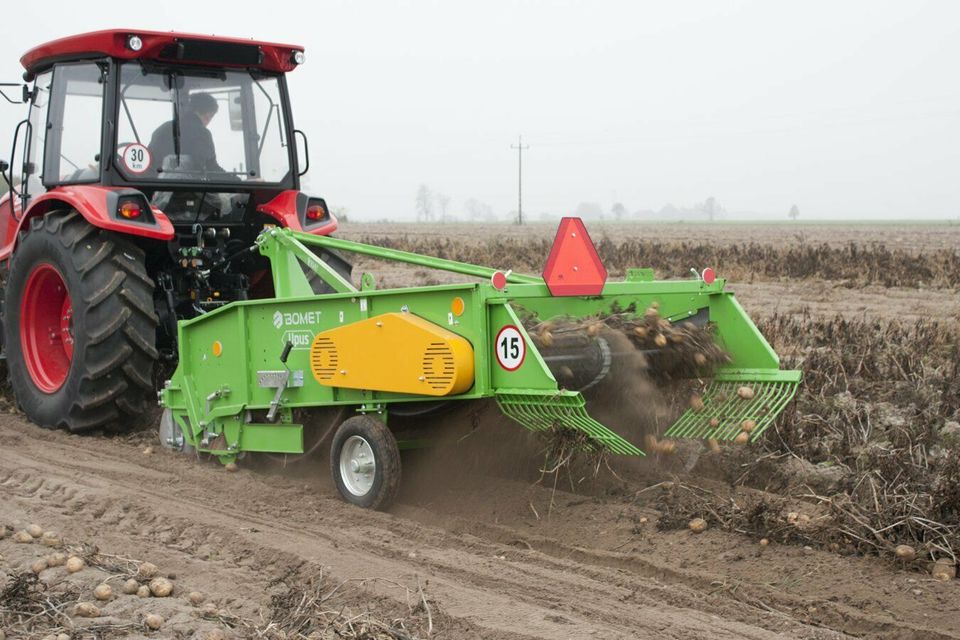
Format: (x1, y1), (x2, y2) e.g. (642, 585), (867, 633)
(330, 415), (401, 510)
(4, 210), (158, 432)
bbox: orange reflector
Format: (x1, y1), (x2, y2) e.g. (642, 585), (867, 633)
(212, 341), (223, 357)
(451, 297), (465, 316)
(702, 267), (716, 285)
(118, 201), (142, 219)
(542, 217), (607, 296)
(306, 205), (325, 220)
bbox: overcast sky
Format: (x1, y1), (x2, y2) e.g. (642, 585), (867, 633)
(1, 0), (958, 220)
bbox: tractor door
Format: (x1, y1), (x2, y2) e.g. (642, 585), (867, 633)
(41, 62), (107, 188)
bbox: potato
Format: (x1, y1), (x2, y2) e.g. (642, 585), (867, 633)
(708, 418), (720, 429)
(0, 525), (7, 539)
(137, 562), (159, 579)
(786, 511), (799, 523)
(65, 556), (85, 573)
(149, 577), (174, 597)
(26, 524), (43, 538)
(137, 585), (151, 598)
(658, 440), (676, 455)
(73, 602), (100, 618)
(539, 330), (554, 348)
(707, 438), (721, 453)
(144, 613), (164, 630)
(31, 558), (48, 574)
(733, 432), (750, 445)
(14, 530), (34, 543)
(759, 538), (770, 546)
(632, 326), (648, 339)
(654, 334), (668, 348)
(740, 419), (757, 433)
(895, 544), (916, 562)
(644, 434), (659, 452)
(42, 532), (62, 547)
(188, 591), (206, 605)
(122, 578), (140, 595)
(688, 518), (708, 534)
(46, 553), (67, 567)
(737, 386), (755, 400)
(142, 446), (154, 455)
(689, 395), (705, 412)
(93, 583), (113, 601)
(932, 559), (956, 581)
(557, 365), (574, 380)
(586, 322), (603, 337)
(644, 306), (659, 318)
(693, 353), (708, 367)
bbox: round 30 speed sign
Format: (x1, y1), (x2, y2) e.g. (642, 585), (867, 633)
(495, 325), (526, 371)
(122, 143), (151, 174)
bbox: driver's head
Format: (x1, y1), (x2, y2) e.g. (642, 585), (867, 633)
(189, 92), (219, 127)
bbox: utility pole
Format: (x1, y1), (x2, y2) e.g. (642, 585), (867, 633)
(510, 135), (529, 225)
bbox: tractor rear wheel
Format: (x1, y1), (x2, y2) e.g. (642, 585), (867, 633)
(4, 211), (158, 432)
(330, 414), (401, 510)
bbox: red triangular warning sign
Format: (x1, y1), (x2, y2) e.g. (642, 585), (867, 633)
(542, 217), (607, 296)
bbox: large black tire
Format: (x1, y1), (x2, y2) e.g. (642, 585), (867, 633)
(330, 414), (401, 510)
(4, 211), (158, 432)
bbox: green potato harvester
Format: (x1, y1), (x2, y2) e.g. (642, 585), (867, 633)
(159, 217), (800, 509)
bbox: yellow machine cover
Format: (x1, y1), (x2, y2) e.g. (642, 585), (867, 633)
(309, 312), (475, 396)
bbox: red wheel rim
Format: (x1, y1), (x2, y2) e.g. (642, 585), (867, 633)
(20, 263), (73, 393)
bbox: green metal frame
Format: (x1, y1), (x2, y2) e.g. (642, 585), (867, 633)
(159, 227), (800, 460)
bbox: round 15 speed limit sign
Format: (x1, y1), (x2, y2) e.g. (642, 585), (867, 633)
(495, 325), (526, 371)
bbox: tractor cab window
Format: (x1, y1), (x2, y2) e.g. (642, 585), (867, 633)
(43, 63), (106, 186)
(116, 64), (291, 185)
(20, 70), (52, 200)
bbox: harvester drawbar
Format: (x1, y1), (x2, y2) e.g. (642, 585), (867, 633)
(159, 218), (800, 509)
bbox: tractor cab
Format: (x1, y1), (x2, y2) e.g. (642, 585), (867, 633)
(3, 30), (330, 238)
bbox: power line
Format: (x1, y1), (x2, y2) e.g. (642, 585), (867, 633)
(510, 135), (529, 225)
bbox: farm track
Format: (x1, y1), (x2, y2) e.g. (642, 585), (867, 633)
(3, 415), (958, 639)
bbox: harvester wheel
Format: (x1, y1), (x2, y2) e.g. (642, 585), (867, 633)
(4, 210), (158, 432)
(330, 415), (401, 510)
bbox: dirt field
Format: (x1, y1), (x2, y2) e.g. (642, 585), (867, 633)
(337, 221), (960, 252)
(2, 222), (959, 639)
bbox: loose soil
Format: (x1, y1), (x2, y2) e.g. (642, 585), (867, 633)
(2, 411), (958, 639)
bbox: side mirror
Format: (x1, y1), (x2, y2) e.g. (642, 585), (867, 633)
(0, 160), (8, 173)
(228, 91), (243, 131)
(22, 84), (31, 103)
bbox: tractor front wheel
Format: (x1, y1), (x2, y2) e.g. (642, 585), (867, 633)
(4, 211), (158, 432)
(330, 415), (401, 510)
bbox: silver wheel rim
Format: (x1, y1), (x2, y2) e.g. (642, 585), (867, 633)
(339, 435), (376, 496)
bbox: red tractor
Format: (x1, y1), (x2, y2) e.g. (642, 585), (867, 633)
(0, 30), (348, 432)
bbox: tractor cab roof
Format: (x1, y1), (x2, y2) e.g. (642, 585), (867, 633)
(21, 29), (305, 76)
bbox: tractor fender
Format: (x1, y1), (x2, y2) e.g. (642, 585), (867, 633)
(1, 185), (173, 261)
(257, 190), (338, 236)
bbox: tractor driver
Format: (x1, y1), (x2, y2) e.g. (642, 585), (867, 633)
(148, 92), (229, 176)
